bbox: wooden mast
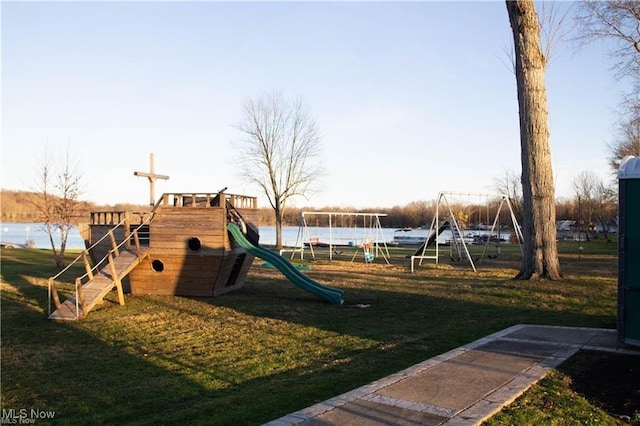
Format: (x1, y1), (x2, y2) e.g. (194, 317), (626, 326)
(134, 153), (170, 206)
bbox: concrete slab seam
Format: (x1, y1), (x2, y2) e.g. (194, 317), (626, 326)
(261, 419), (295, 426)
(463, 325), (526, 350)
(444, 349), (568, 426)
(441, 417), (480, 426)
(362, 394), (459, 418)
(449, 398), (507, 425)
(523, 324), (612, 332)
(267, 366), (422, 424)
(523, 363), (556, 379)
(323, 394), (360, 408)
(537, 349), (578, 370)
(429, 347), (470, 364)
(481, 364), (550, 405)
(442, 401), (502, 425)
(582, 345), (640, 356)
(482, 378), (532, 404)
(262, 412), (308, 426)
(297, 402), (337, 417)
(497, 336), (569, 348)
(356, 346), (473, 392)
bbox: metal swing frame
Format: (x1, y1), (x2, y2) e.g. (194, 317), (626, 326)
(411, 191), (524, 272)
(290, 211), (391, 264)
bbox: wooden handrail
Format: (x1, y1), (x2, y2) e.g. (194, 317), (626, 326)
(47, 213), (154, 317)
(75, 218), (152, 284)
(48, 215), (130, 284)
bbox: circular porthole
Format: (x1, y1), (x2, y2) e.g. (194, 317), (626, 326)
(188, 237), (202, 251)
(151, 259), (165, 272)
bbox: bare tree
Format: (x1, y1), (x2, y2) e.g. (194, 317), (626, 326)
(234, 92), (324, 250)
(500, 2), (570, 74)
(32, 149), (85, 267)
(572, 171), (599, 241)
(574, 0), (640, 122)
(492, 168), (524, 224)
(572, 170), (617, 242)
(608, 117), (640, 172)
(507, 0), (562, 280)
(404, 200), (431, 227)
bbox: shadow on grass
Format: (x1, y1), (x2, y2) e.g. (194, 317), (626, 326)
(2, 293), (398, 425)
(557, 350), (640, 421)
(0, 248), (619, 425)
(209, 263), (615, 330)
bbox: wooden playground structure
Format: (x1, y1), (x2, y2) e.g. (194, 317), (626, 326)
(47, 153), (348, 321)
(48, 191), (260, 320)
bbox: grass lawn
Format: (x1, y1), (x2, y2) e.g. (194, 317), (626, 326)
(0, 240), (632, 425)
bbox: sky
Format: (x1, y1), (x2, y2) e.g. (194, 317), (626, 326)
(1, 1), (631, 210)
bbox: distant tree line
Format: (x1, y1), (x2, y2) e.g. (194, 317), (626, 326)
(3, 188), (620, 239)
(0, 190), (150, 224)
(260, 196), (618, 239)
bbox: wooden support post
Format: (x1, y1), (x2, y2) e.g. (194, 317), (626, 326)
(133, 229), (142, 258)
(82, 250), (94, 280)
(49, 278), (62, 310)
(108, 230), (119, 257)
(108, 253), (126, 306)
(124, 213), (131, 248)
(76, 278), (86, 316)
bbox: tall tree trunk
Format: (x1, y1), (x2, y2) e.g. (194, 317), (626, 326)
(506, 0), (562, 280)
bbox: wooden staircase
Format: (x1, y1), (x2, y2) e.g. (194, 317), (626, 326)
(49, 248), (149, 321)
(48, 215), (152, 321)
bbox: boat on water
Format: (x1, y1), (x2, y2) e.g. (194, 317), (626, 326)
(392, 233), (431, 246)
(392, 228), (511, 246)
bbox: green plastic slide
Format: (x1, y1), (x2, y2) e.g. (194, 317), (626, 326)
(227, 222), (345, 305)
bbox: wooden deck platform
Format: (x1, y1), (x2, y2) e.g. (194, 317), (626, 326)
(49, 248), (149, 321)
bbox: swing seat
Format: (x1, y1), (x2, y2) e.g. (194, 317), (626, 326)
(364, 253), (374, 263)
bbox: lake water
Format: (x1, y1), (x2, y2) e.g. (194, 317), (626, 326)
(0, 223), (399, 249)
(1, 222), (85, 249)
(259, 225), (398, 247)
(0, 222), (511, 250)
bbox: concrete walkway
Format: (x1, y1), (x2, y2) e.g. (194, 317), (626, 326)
(264, 324), (640, 426)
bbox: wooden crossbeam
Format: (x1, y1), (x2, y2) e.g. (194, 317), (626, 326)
(134, 153), (169, 206)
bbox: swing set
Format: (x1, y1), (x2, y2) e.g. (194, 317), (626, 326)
(288, 211), (391, 264)
(411, 192), (523, 272)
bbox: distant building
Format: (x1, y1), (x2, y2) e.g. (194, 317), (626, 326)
(594, 217), (618, 234)
(556, 220), (575, 232)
